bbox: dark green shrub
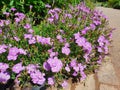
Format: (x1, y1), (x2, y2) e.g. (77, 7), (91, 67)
(97, 0), (108, 2)
(108, 0), (120, 9)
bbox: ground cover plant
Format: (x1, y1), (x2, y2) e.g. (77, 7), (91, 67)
(0, 0), (82, 25)
(0, 2), (113, 89)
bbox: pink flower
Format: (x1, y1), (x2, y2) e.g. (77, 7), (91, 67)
(0, 63), (9, 72)
(48, 77), (54, 85)
(30, 70), (45, 85)
(7, 55), (18, 61)
(14, 36), (20, 41)
(70, 59), (77, 67)
(24, 24), (31, 29)
(28, 29), (34, 33)
(76, 37), (86, 46)
(62, 46), (70, 55)
(0, 44), (7, 54)
(45, 57), (63, 72)
(65, 65), (70, 72)
(12, 63), (25, 74)
(61, 81), (68, 88)
(8, 47), (19, 56)
(45, 4), (51, 8)
(28, 37), (36, 44)
(26, 64), (39, 74)
(19, 48), (27, 55)
(11, 7), (16, 11)
(43, 62), (51, 71)
(24, 34), (33, 39)
(0, 29), (2, 34)
(74, 32), (81, 39)
(30, 5), (33, 9)
(0, 72), (10, 84)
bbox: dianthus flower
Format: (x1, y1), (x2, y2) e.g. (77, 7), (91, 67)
(61, 81), (68, 88)
(44, 57), (63, 73)
(26, 64), (39, 74)
(0, 44), (7, 54)
(0, 63), (9, 72)
(48, 77), (54, 85)
(0, 72), (10, 84)
(12, 63), (25, 74)
(30, 70), (45, 85)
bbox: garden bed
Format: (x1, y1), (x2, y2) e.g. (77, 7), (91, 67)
(0, 2), (113, 90)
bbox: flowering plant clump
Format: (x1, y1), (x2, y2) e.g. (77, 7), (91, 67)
(0, 3), (113, 89)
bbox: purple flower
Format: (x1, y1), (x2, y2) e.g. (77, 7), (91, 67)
(36, 35), (51, 45)
(28, 37), (36, 44)
(56, 35), (64, 43)
(0, 72), (10, 84)
(15, 12), (25, 20)
(28, 29), (34, 33)
(19, 48), (27, 55)
(8, 47), (19, 56)
(72, 72), (78, 76)
(93, 20), (101, 25)
(7, 55), (18, 61)
(98, 36), (105, 47)
(73, 66), (79, 72)
(50, 52), (58, 58)
(81, 27), (90, 35)
(24, 24), (31, 29)
(97, 56), (102, 64)
(24, 34), (33, 39)
(65, 64), (70, 72)
(48, 77), (54, 85)
(0, 44), (7, 54)
(45, 57), (63, 72)
(15, 18), (21, 23)
(83, 53), (90, 62)
(11, 7), (16, 11)
(97, 47), (103, 53)
(90, 24), (96, 30)
(30, 70), (45, 85)
(74, 32), (81, 39)
(5, 20), (10, 25)
(0, 20), (4, 27)
(48, 18), (54, 23)
(0, 29), (2, 34)
(65, 43), (70, 47)
(80, 71), (86, 81)
(12, 63), (25, 74)
(56, 35), (62, 40)
(30, 5), (33, 9)
(70, 59), (77, 67)
(3, 12), (10, 17)
(104, 45), (108, 54)
(26, 64), (39, 74)
(83, 42), (92, 53)
(14, 36), (20, 41)
(61, 81), (68, 88)
(76, 37), (86, 46)
(62, 46), (70, 55)
(0, 63), (9, 72)
(43, 62), (51, 71)
(45, 4), (51, 8)
(65, 13), (72, 19)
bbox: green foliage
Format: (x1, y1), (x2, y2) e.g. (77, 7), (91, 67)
(108, 0), (120, 9)
(0, 2), (112, 88)
(0, 0), (95, 25)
